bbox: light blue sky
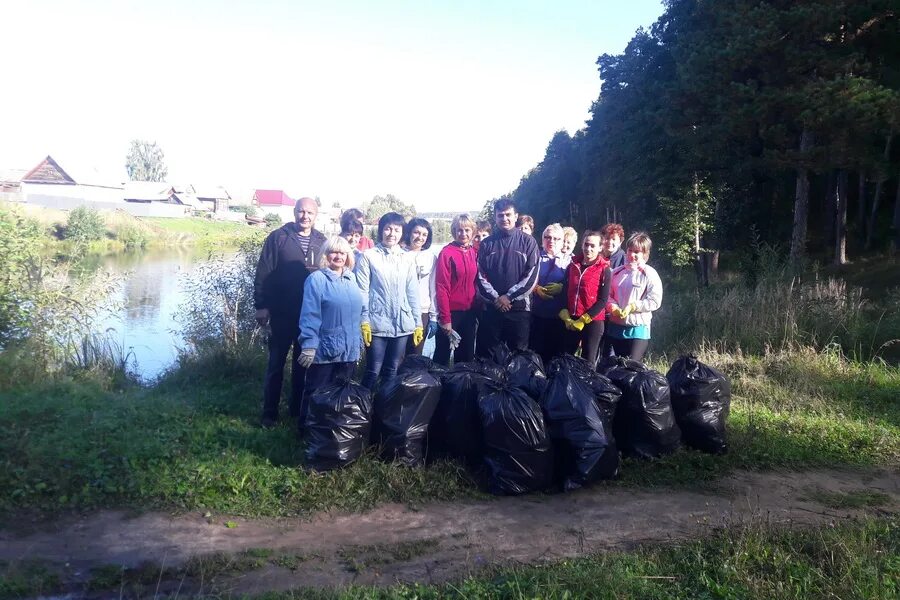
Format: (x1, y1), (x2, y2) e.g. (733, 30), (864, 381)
(1, 0), (664, 211)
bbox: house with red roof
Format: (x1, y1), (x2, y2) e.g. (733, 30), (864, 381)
(253, 189), (296, 223)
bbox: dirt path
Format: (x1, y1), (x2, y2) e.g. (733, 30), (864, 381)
(2, 468), (897, 596)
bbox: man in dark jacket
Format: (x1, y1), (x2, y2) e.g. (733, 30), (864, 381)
(254, 197), (327, 428)
(475, 198), (539, 354)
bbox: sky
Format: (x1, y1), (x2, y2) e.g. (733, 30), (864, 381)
(1, 0), (664, 212)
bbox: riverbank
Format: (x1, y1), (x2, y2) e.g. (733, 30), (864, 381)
(10, 202), (262, 256)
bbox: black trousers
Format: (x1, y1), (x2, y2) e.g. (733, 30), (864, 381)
(262, 314), (306, 421)
(476, 307), (530, 357)
(563, 319), (606, 369)
(434, 309), (479, 366)
(530, 315), (568, 366)
(602, 336), (651, 362)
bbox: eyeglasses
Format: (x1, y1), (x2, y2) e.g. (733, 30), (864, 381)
(543, 235), (562, 241)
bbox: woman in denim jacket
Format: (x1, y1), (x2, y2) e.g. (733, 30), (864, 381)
(296, 236), (364, 429)
(355, 212), (422, 389)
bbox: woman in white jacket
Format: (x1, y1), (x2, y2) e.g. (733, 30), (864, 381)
(402, 217), (438, 356)
(604, 232), (663, 361)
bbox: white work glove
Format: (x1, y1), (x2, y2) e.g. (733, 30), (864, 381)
(297, 348), (315, 368)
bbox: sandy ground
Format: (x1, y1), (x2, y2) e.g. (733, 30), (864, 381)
(2, 468), (897, 597)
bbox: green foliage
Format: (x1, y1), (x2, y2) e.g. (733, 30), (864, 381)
(494, 0), (900, 267)
(0, 206), (44, 345)
(244, 205), (259, 218)
(114, 223), (149, 249)
(176, 237), (264, 355)
(125, 139), (168, 182)
(264, 212), (282, 228)
(63, 206), (106, 244)
(365, 194), (416, 221)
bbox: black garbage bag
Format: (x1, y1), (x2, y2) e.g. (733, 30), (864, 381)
(373, 370), (442, 466)
(453, 358), (507, 383)
(479, 382), (554, 495)
(431, 369), (492, 465)
(487, 342), (513, 368)
(666, 354), (731, 454)
(305, 380), (373, 472)
(541, 366), (620, 490)
(507, 349), (548, 399)
(602, 357), (681, 459)
(398, 354), (448, 377)
(550, 355), (621, 437)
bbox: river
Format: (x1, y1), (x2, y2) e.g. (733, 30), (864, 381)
(82, 247), (233, 381)
(87, 244), (444, 382)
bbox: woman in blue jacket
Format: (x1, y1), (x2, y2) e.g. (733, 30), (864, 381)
(355, 212), (422, 389)
(297, 235), (364, 428)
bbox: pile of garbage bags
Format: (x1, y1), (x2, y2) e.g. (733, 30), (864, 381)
(303, 348), (731, 496)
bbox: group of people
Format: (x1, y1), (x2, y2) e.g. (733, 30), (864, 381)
(253, 197), (662, 431)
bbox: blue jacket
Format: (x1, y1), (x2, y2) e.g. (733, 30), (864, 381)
(355, 244), (420, 337)
(532, 251), (570, 318)
(298, 268), (364, 364)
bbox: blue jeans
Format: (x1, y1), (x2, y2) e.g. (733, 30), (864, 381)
(362, 335), (409, 390)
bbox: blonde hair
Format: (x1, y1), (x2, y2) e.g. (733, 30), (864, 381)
(562, 226), (578, 243)
(318, 235), (355, 270)
(626, 231), (652, 257)
(451, 213), (476, 235)
(543, 223), (564, 238)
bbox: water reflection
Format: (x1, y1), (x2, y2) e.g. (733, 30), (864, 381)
(94, 247), (234, 381)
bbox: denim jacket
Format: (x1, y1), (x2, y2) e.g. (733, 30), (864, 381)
(355, 244), (420, 337)
(298, 268), (364, 363)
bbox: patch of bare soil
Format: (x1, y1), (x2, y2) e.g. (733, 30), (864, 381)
(2, 468), (897, 597)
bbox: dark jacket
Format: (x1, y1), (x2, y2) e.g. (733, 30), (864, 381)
(565, 254), (611, 320)
(608, 248), (626, 270)
(476, 228), (539, 311)
(253, 223), (327, 320)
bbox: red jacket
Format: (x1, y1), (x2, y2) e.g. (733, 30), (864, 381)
(434, 242), (478, 324)
(565, 254), (611, 320)
(357, 236), (374, 251)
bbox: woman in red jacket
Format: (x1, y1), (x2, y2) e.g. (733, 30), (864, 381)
(559, 230), (611, 369)
(433, 213), (479, 366)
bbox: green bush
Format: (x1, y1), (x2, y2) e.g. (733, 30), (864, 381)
(65, 206), (106, 243)
(0, 206), (44, 344)
(115, 224), (149, 249)
(264, 213), (282, 228)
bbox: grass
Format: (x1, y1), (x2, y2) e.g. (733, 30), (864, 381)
(802, 487), (893, 510)
(273, 518), (900, 599)
(9, 202), (260, 256)
(0, 347), (897, 519)
(7, 518), (893, 599)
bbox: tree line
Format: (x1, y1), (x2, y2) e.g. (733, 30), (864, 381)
(491, 0), (899, 282)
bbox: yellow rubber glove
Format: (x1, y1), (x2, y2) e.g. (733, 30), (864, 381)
(534, 286), (551, 300)
(361, 322), (372, 347)
(610, 305), (625, 320)
(412, 326), (424, 347)
(558, 308), (572, 322)
(621, 302), (638, 318)
(543, 282), (563, 297)
(569, 313), (592, 331)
